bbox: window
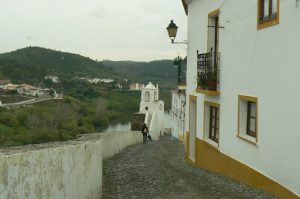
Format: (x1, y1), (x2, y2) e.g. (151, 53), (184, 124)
(246, 102), (257, 137)
(258, 0), (279, 29)
(145, 91), (150, 102)
(204, 101), (220, 147)
(209, 106), (219, 143)
(207, 9), (219, 53)
(238, 95), (258, 144)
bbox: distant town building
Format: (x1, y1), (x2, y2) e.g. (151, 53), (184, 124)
(45, 76), (60, 83)
(87, 78), (101, 84)
(115, 83), (123, 89)
(0, 80), (11, 90)
(0, 80), (10, 86)
(17, 84), (43, 97)
(3, 83), (18, 91)
(130, 83), (145, 91)
(83, 78), (115, 84)
(100, 78), (114, 83)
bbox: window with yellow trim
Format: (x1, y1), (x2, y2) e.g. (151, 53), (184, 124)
(258, 0), (279, 29)
(204, 101), (220, 146)
(238, 95), (258, 143)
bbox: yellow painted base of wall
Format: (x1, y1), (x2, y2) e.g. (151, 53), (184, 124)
(178, 135), (184, 142)
(195, 138), (299, 199)
(185, 155), (196, 167)
(185, 132), (190, 156)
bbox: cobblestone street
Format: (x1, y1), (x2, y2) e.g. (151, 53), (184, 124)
(102, 135), (278, 199)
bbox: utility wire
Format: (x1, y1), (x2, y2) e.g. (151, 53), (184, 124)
(222, 0), (296, 26)
(219, 0), (229, 9)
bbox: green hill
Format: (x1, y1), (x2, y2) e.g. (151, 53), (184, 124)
(0, 47), (113, 84)
(101, 60), (177, 87)
(0, 47), (178, 88)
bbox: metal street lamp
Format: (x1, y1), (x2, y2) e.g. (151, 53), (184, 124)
(166, 20), (178, 43)
(166, 20), (187, 44)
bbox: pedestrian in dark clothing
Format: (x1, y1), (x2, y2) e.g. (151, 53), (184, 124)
(141, 123), (148, 143)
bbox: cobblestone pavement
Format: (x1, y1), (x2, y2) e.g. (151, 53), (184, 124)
(102, 136), (278, 199)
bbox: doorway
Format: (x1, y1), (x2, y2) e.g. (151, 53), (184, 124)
(189, 96), (197, 162)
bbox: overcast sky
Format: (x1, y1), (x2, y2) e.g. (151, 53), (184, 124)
(0, 0), (187, 61)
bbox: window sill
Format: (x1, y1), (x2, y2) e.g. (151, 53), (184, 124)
(196, 88), (220, 96)
(203, 138), (219, 151)
(257, 17), (279, 30)
(236, 134), (257, 146)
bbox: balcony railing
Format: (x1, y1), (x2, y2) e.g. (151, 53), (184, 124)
(197, 49), (220, 91)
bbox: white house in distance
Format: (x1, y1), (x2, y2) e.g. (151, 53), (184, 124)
(180, 0), (300, 198)
(0, 80), (10, 89)
(45, 76), (60, 83)
(17, 84), (43, 97)
(130, 83), (145, 91)
(2, 83), (18, 91)
(139, 82), (164, 140)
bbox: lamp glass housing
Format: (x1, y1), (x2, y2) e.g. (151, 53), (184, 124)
(166, 20), (178, 39)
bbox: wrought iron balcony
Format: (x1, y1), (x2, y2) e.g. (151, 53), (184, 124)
(197, 50), (220, 92)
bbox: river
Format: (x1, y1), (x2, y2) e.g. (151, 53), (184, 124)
(103, 112), (171, 132)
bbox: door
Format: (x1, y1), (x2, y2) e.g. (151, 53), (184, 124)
(189, 96), (197, 162)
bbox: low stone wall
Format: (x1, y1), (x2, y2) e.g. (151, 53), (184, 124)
(0, 131), (143, 199)
(102, 131), (142, 159)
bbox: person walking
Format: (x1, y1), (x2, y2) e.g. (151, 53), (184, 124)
(141, 123), (149, 143)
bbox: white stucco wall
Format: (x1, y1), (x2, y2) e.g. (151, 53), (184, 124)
(0, 140), (103, 199)
(140, 84), (165, 137)
(186, 0), (300, 195)
(171, 91), (186, 139)
(100, 131), (142, 160)
(0, 131), (143, 199)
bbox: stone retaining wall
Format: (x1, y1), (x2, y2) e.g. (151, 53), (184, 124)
(0, 131), (143, 199)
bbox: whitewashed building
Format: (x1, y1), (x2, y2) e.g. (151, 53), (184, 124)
(130, 83), (145, 91)
(139, 82), (165, 140)
(45, 76), (60, 83)
(181, 0), (300, 198)
(3, 83), (18, 91)
(100, 78), (114, 83)
(170, 89), (186, 141)
(17, 84), (43, 97)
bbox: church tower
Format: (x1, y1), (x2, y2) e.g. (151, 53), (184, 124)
(140, 82), (160, 112)
(139, 82), (165, 139)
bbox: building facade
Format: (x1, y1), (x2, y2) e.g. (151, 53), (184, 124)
(139, 82), (165, 140)
(170, 89), (186, 141)
(182, 0), (300, 198)
(17, 84), (43, 97)
(130, 83), (145, 91)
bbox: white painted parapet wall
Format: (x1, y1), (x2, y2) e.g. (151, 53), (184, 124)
(0, 131), (142, 199)
(101, 131), (142, 160)
(78, 131), (143, 160)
